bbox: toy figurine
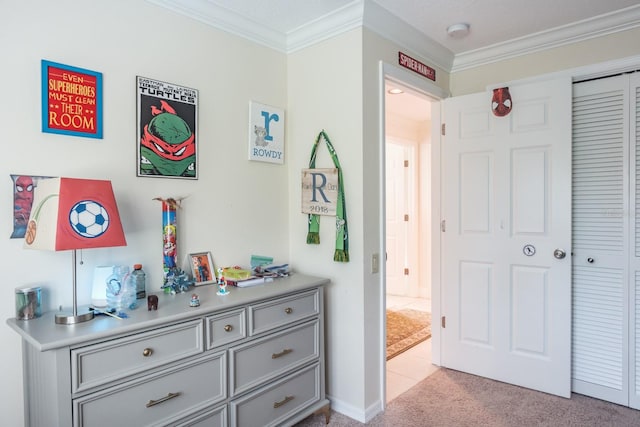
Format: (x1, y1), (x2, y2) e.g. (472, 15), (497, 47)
(217, 281), (229, 296)
(189, 293), (200, 307)
(161, 267), (195, 294)
(147, 295), (159, 311)
(217, 267), (224, 285)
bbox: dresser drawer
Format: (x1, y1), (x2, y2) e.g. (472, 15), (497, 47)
(230, 362), (321, 427)
(249, 288), (319, 335)
(71, 319), (204, 393)
(205, 308), (246, 350)
(73, 352), (226, 427)
(174, 404), (227, 427)
(230, 319), (319, 396)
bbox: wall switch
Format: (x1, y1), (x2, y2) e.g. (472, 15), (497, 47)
(372, 253), (379, 274)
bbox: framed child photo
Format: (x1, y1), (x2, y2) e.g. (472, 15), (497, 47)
(189, 251), (215, 286)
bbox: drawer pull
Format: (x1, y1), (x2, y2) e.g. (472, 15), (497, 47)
(224, 324), (233, 332)
(272, 348), (293, 359)
(273, 395), (294, 409)
(142, 348), (153, 357)
(284, 307), (293, 314)
(146, 392), (181, 408)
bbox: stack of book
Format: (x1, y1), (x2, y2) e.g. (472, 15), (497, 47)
(222, 263), (290, 288)
(225, 276), (274, 288)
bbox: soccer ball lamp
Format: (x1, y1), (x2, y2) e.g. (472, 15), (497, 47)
(24, 177), (127, 325)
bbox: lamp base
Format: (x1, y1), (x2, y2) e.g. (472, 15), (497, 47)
(55, 310), (94, 325)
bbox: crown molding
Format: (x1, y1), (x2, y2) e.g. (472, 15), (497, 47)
(286, 2), (365, 53)
(146, 0), (288, 51)
(362, 0), (454, 71)
(146, 0), (454, 70)
(451, 5), (640, 72)
(147, 1), (640, 74)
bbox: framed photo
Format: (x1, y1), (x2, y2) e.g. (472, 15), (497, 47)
(41, 60), (103, 139)
(137, 76), (198, 179)
(189, 252), (215, 286)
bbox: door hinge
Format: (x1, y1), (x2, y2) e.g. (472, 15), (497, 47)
(441, 123), (445, 136)
(404, 160), (409, 168)
(441, 219), (446, 232)
(404, 214), (409, 222)
(441, 316), (446, 328)
(404, 268), (410, 275)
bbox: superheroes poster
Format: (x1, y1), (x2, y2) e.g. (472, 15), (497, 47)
(41, 60), (103, 139)
(136, 77), (198, 179)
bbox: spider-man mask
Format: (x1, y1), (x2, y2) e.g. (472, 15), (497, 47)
(492, 87), (512, 117)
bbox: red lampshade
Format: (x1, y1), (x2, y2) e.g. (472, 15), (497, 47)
(24, 177), (126, 251)
(23, 177), (127, 325)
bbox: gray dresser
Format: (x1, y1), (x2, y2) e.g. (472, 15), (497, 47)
(7, 274), (330, 427)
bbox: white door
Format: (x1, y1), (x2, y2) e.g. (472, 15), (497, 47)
(441, 77), (572, 397)
(571, 74), (630, 405)
(386, 139), (419, 296)
(572, 72), (640, 409)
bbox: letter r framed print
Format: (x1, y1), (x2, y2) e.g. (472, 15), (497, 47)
(248, 101), (285, 164)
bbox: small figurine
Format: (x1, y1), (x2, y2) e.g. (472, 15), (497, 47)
(217, 267), (224, 285)
(147, 295), (158, 311)
(217, 281), (229, 296)
(189, 293), (200, 307)
(161, 267), (195, 294)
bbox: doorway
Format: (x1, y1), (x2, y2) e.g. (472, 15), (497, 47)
(384, 78), (437, 402)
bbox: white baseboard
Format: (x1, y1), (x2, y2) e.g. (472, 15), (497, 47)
(327, 394), (384, 423)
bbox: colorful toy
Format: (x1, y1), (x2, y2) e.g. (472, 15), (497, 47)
(189, 294), (200, 307)
(154, 197), (185, 287)
(161, 268), (195, 294)
(217, 281), (229, 296)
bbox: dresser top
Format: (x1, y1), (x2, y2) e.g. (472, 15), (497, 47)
(7, 273), (329, 351)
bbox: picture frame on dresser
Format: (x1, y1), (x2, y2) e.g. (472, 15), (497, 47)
(189, 251), (216, 285)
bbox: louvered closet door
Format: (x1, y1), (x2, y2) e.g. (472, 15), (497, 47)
(572, 73), (639, 408)
(630, 72), (640, 409)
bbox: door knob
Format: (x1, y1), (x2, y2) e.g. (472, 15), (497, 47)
(553, 249), (566, 259)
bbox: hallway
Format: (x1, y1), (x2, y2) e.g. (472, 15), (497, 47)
(386, 295), (439, 402)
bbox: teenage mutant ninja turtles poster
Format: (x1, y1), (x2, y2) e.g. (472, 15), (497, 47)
(137, 77), (198, 179)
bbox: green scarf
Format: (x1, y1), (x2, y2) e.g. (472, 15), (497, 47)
(306, 130), (349, 262)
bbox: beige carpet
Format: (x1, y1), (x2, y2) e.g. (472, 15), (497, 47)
(295, 368), (640, 426)
(386, 309), (431, 360)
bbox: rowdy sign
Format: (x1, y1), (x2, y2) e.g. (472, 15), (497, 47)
(301, 168), (338, 216)
(41, 60), (103, 138)
(249, 101), (285, 164)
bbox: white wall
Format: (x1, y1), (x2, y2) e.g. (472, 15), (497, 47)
(287, 29), (368, 418)
(1, 2), (288, 425)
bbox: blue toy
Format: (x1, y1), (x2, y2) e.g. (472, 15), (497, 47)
(161, 268), (195, 294)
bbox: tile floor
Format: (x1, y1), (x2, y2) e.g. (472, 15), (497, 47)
(386, 295), (439, 403)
